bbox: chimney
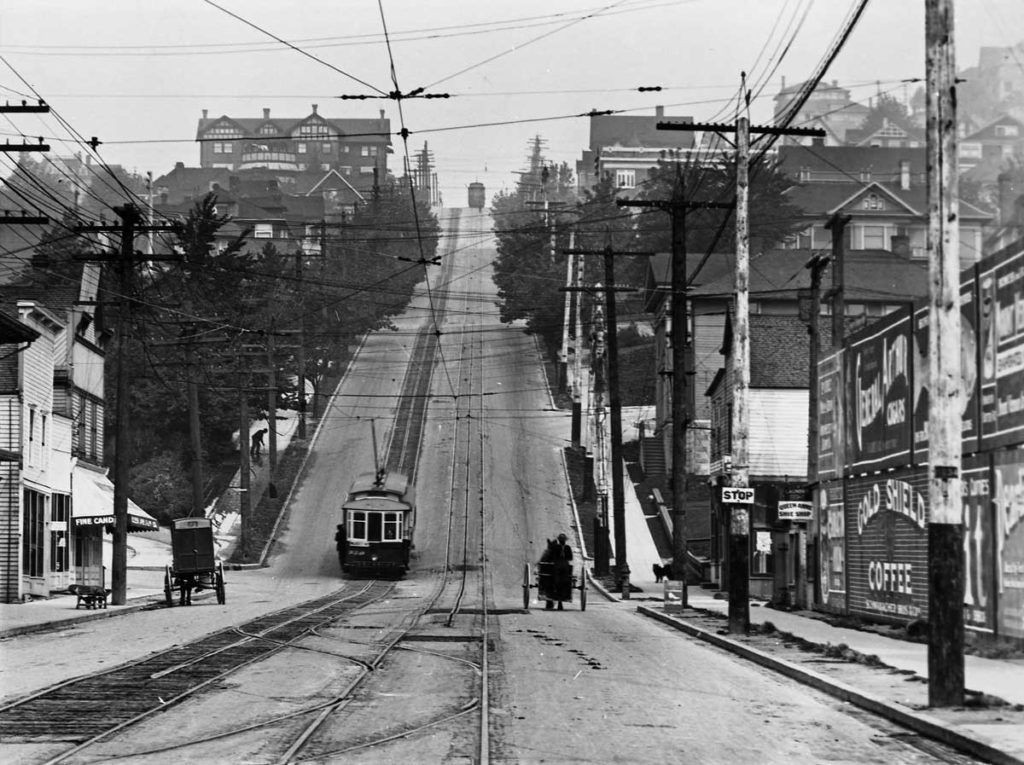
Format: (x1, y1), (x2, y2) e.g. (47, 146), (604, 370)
(263, 108), (270, 119)
(380, 109), (385, 120)
(202, 109), (208, 120)
(174, 161), (185, 170)
(899, 160), (910, 191)
(656, 105), (664, 117)
(312, 103), (318, 114)
(999, 171), (1019, 226)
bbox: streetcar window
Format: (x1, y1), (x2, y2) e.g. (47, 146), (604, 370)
(382, 512), (401, 540)
(368, 512), (382, 541)
(348, 511), (367, 541)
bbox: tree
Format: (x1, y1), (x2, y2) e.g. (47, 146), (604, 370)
(858, 92), (914, 135)
(634, 154), (805, 266)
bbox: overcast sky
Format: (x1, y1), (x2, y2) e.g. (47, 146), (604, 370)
(2, 0), (1023, 206)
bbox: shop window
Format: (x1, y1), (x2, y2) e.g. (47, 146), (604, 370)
(51, 494), (70, 573)
(23, 489), (45, 578)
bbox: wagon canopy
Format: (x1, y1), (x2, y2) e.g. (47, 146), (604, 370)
(72, 464), (160, 532)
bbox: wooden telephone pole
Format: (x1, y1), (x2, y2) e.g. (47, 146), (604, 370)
(563, 245), (647, 592)
(619, 187), (731, 604)
(75, 205), (176, 605)
(926, 0), (965, 707)
(659, 97), (824, 634)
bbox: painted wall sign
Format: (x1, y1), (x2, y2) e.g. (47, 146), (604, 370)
(911, 270), (981, 461)
(817, 351), (844, 481)
(980, 247), (1024, 450)
(993, 449), (1024, 640)
(778, 501), (813, 521)
(846, 306), (913, 471)
(817, 482), (847, 614)
(845, 468), (929, 623)
(962, 454), (995, 633)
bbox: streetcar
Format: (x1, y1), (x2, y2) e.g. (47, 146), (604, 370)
(468, 181), (486, 210)
(336, 469), (415, 575)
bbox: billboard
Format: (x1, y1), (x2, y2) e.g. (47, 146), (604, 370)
(963, 454), (995, 633)
(845, 307), (913, 472)
(845, 468), (929, 623)
(817, 351), (843, 481)
(910, 269), (981, 461)
(979, 246), (1024, 450)
(993, 449), (1024, 640)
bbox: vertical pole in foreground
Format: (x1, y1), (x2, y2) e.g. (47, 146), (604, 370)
(926, 0), (964, 707)
(604, 247), (629, 597)
(670, 182), (689, 605)
(238, 366), (252, 561)
(111, 204), (138, 606)
(294, 250), (307, 440)
(729, 113), (751, 635)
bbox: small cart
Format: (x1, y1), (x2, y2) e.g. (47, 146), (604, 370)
(164, 517), (225, 607)
(522, 560), (587, 611)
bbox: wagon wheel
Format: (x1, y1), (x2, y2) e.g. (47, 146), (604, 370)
(215, 562), (226, 605)
(522, 563), (531, 611)
(163, 566), (174, 608)
(579, 566), (588, 612)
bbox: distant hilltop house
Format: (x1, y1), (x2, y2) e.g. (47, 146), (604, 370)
(195, 105), (392, 180)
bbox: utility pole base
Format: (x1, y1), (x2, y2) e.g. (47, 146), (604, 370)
(928, 522), (965, 707)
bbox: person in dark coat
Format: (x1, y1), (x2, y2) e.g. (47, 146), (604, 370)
(541, 533), (573, 609)
(250, 427), (268, 457)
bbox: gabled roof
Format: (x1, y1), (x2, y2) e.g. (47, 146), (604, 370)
(784, 180), (992, 222)
(0, 307), (38, 344)
(778, 144), (926, 179)
(643, 251), (736, 312)
(588, 113), (696, 151)
(787, 180), (921, 217)
(688, 248), (930, 304)
(964, 113), (1024, 141)
(303, 169), (367, 202)
(197, 109), (392, 146)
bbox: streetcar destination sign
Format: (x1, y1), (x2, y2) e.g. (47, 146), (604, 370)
(721, 487), (755, 504)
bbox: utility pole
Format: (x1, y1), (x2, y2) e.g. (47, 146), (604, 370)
(658, 92), (824, 634)
(563, 246), (646, 593)
(800, 252), (829, 611)
(620, 183), (731, 604)
(802, 254), (830, 483)
(826, 213), (851, 351)
(294, 250), (308, 440)
(238, 361), (252, 561)
(926, 0), (964, 708)
(75, 205), (176, 605)
(111, 206), (138, 606)
(0, 101), (50, 228)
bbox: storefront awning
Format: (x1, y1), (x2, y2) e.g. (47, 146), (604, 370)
(72, 465), (160, 532)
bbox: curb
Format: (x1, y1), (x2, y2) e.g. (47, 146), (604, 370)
(0, 591), (216, 640)
(636, 604), (1024, 765)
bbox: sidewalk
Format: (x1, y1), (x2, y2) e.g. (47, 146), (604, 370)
(0, 534), (179, 639)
